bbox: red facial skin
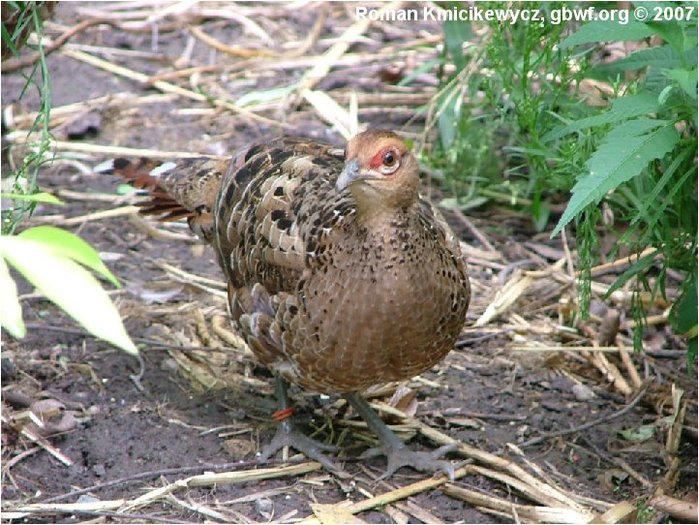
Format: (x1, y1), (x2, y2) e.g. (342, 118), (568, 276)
(369, 147), (395, 170)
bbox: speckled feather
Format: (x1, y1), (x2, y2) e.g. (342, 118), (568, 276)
(110, 132), (470, 393)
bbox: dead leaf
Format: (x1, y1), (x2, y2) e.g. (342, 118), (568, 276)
(30, 399), (65, 421)
(222, 438), (255, 458)
(448, 417), (481, 429)
(387, 385), (418, 417)
(598, 309), (620, 346)
(571, 383), (596, 401)
(598, 469), (629, 492)
(311, 503), (366, 524)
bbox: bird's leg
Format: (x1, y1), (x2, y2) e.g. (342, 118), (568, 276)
(345, 392), (456, 480)
(258, 376), (348, 478)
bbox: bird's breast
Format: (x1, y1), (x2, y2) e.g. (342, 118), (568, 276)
(286, 225), (470, 392)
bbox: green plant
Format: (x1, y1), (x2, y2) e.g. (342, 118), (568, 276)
(1, 2), (137, 355)
(428, 1), (591, 229)
(429, 1), (697, 360)
(1, 1), (54, 234)
(0, 221), (137, 354)
(551, 5), (697, 361)
(635, 500), (655, 523)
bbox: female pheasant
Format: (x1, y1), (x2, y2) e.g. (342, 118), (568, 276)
(103, 130), (471, 478)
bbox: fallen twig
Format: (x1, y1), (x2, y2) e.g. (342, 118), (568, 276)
(2, 18), (110, 73)
(59, 47), (283, 128)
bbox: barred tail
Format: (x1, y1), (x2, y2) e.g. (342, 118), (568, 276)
(95, 156), (227, 243)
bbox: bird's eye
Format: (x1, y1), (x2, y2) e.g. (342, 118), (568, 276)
(379, 150), (400, 174)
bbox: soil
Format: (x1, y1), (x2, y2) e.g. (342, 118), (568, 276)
(1, 3), (696, 524)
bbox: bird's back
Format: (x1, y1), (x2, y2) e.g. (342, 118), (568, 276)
(212, 137), (351, 297)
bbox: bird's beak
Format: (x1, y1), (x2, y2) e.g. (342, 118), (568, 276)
(336, 159), (360, 192)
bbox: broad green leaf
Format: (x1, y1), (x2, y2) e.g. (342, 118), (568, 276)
(0, 255), (25, 338)
(605, 118), (669, 139)
(543, 92), (660, 142)
(645, 65), (672, 93)
(657, 84), (674, 106)
(665, 68), (698, 100)
(552, 122), (680, 237)
(443, 19), (472, 70)
(590, 45), (696, 79)
(646, 19), (693, 59)
(17, 226), (120, 287)
(559, 19), (654, 49)
(1, 192), (64, 205)
(0, 236), (137, 354)
(437, 85), (460, 150)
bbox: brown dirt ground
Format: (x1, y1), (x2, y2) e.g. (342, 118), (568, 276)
(2, 3), (696, 524)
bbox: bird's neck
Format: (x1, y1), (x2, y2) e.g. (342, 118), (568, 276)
(355, 201), (415, 232)
(351, 186), (418, 229)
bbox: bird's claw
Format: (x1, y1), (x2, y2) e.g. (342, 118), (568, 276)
(258, 421), (350, 478)
(378, 443), (457, 481)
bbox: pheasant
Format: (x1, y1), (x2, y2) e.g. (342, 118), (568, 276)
(101, 130), (471, 478)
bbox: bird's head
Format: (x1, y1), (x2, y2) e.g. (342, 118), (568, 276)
(336, 129), (419, 216)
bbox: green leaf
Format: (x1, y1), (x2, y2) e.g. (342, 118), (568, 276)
(688, 338), (697, 368)
(398, 58), (441, 87)
(1, 191), (64, 205)
(657, 84), (674, 106)
(116, 183), (138, 195)
(629, 146), (692, 229)
(543, 92), (660, 142)
(531, 203), (551, 233)
(618, 424), (655, 442)
(605, 118), (669, 139)
(1, 22), (20, 57)
(552, 122), (680, 237)
(17, 226), (120, 287)
(443, 19), (472, 70)
(646, 19), (693, 59)
(437, 86), (461, 150)
(235, 84), (297, 108)
(439, 195), (488, 211)
(671, 275), (697, 335)
(0, 236), (137, 354)
(604, 250), (660, 298)
(0, 255), (25, 338)
(559, 19), (655, 49)
(590, 45), (685, 78)
(665, 68), (698, 100)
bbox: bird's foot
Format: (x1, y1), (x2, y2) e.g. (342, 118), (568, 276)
(345, 392), (457, 480)
(362, 442), (457, 480)
(258, 420), (349, 478)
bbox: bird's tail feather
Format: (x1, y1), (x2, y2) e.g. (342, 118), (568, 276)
(96, 156), (227, 242)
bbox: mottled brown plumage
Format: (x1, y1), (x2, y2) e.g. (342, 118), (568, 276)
(105, 129), (470, 477)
